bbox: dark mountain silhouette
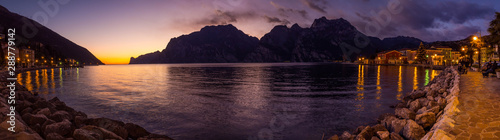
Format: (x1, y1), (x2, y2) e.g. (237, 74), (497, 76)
(131, 17), (431, 64)
(0, 5), (103, 65)
(130, 24), (259, 63)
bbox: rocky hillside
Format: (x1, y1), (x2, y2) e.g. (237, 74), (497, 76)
(130, 17), (428, 64)
(130, 25), (259, 63)
(0, 5), (103, 65)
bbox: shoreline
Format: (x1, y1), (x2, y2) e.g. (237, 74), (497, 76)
(328, 66), (460, 140)
(0, 69), (173, 139)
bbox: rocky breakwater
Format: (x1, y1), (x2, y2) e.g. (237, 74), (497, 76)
(0, 72), (173, 140)
(328, 67), (460, 140)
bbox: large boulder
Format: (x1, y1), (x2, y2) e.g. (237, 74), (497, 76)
(22, 114), (48, 125)
(36, 108), (51, 117)
(340, 131), (353, 140)
(85, 118), (128, 139)
(43, 119), (73, 137)
(389, 132), (404, 140)
(45, 133), (65, 140)
(384, 118), (406, 135)
(73, 125), (124, 140)
(409, 100), (422, 112)
(124, 123), (150, 139)
(376, 131), (389, 140)
(415, 112), (436, 129)
(395, 108), (415, 120)
(402, 120), (425, 140)
(355, 126), (375, 140)
(49, 111), (73, 122)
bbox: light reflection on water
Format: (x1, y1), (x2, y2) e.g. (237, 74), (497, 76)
(17, 64), (438, 140)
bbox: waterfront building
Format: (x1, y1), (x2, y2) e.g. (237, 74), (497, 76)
(399, 48), (416, 64)
(375, 50), (403, 64)
(20, 48), (35, 68)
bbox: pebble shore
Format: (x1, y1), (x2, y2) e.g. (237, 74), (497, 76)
(0, 70), (173, 140)
(328, 67), (460, 140)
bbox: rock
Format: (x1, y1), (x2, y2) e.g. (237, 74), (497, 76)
(416, 107), (427, 114)
(426, 96), (434, 102)
(21, 107), (33, 116)
(426, 106), (440, 115)
(33, 100), (55, 110)
(73, 125), (124, 140)
(389, 119), (407, 134)
(389, 132), (404, 140)
(395, 108), (415, 120)
(328, 135), (339, 140)
(74, 116), (87, 128)
(49, 111), (73, 122)
(124, 123), (150, 139)
(22, 113), (48, 125)
(353, 126), (367, 135)
(30, 124), (42, 135)
(36, 108), (51, 116)
(41, 119), (56, 133)
(44, 119), (73, 137)
(417, 98), (429, 108)
(438, 88), (446, 94)
(7, 132), (44, 140)
(45, 133), (65, 140)
(376, 131), (390, 140)
(437, 98), (446, 109)
(340, 131), (353, 140)
(426, 89), (437, 97)
(427, 101), (438, 109)
(85, 118), (128, 139)
(408, 90), (425, 99)
(415, 112), (436, 129)
(377, 113), (396, 124)
(355, 126), (374, 140)
(371, 136), (380, 140)
(402, 120), (425, 140)
(371, 124), (387, 132)
(381, 115), (397, 130)
(409, 100), (422, 112)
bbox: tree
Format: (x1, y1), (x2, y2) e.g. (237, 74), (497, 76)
(416, 42), (427, 64)
(488, 12), (500, 55)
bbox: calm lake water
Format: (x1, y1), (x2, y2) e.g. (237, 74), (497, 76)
(17, 63), (439, 140)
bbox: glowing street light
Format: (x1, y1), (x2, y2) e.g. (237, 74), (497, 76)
(473, 36), (478, 41)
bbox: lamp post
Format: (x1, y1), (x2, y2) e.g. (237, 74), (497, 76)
(472, 32), (483, 70)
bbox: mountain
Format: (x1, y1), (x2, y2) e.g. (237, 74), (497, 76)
(131, 17), (431, 64)
(130, 25), (259, 63)
(0, 5), (103, 65)
(246, 17), (384, 62)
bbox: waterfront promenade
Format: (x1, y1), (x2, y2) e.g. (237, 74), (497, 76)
(451, 72), (500, 140)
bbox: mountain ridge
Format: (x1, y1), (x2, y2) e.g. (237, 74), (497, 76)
(0, 5), (103, 65)
(130, 17), (442, 64)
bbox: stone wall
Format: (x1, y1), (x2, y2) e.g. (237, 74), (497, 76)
(0, 71), (173, 140)
(328, 67), (460, 140)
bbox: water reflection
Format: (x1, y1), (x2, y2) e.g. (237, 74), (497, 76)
(397, 66), (402, 100)
(16, 64), (439, 140)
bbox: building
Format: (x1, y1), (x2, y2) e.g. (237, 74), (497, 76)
(376, 50), (403, 64)
(399, 48), (416, 64)
(20, 48), (35, 68)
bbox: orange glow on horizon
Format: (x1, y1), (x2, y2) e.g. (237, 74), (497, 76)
(98, 57), (133, 65)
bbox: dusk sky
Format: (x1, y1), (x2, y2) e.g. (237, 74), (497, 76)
(0, 0), (499, 64)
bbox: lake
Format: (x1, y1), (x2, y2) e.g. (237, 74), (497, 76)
(17, 63), (439, 140)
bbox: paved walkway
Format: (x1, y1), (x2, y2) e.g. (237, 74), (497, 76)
(450, 72), (500, 140)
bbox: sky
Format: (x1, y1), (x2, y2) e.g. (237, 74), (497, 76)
(0, 0), (499, 64)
